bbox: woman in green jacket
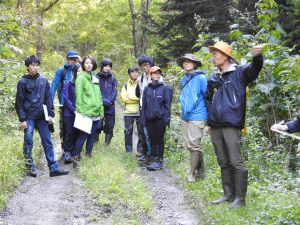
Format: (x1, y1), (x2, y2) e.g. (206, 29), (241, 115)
(73, 56), (104, 163)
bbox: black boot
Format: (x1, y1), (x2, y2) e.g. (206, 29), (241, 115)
(229, 170), (248, 209)
(105, 133), (113, 145)
(211, 168), (235, 204)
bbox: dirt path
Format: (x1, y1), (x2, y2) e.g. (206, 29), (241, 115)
(0, 142), (103, 225)
(117, 104), (203, 225)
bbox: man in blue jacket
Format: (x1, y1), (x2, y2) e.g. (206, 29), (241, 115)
(205, 41), (263, 209)
(50, 50), (80, 163)
(15, 55), (69, 177)
(177, 54), (208, 183)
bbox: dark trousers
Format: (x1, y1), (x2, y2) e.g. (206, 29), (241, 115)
(98, 114), (115, 134)
(210, 127), (247, 172)
(74, 120), (99, 156)
(59, 107), (64, 149)
(124, 116), (143, 152)
(146, 119), (166, 159)
(63, 115), (78, 154)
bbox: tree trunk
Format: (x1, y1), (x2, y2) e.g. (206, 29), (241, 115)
(140, 0), (150, 54)
(36, 0), (43, 59)
(128, 0), (139, 58)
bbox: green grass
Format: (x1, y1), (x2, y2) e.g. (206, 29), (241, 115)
(165, 121), (300, 225)
(77, 121), (153, 224)
(0, 131), (41, 209)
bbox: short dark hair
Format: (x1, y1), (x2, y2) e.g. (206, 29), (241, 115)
(81, 55), (97, 71)
(24, 55), (40, 67)
(128, 67), (139, 74)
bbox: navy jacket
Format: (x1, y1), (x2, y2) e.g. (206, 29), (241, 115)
(287, 111), (300, 133)
(15, 73), (54, 122)
(62, 80), (76, 117)
(205, 55), (263, 128)
(96, 71), (118, 115)
(140, 82), (173, 126)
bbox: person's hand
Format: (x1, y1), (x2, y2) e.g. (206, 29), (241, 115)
(20, 121), (27, 129)
(271, 124), (288, 132)
(48, 116), (54, 124)
(252, 44), (264, 57)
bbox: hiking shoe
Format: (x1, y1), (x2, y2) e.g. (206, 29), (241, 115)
(49, 168), (69, 177)
(28, 167), (37, 177)
(135, 151), (144, 158)
(137, 155), (147, 161)
(139, 156), (153, 166)
(64, 152), (73, 164)
(147, 161), (164, 171)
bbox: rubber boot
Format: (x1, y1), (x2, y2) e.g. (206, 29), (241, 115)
(229, 170), (248, 209)
(105, 133), (113, 145)
(195, 151), (205, 179)
(188, 150), (198, 182)
(211, 168), (235, 204)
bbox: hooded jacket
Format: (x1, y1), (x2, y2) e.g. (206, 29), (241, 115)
(205, 55), (263, 128)
(120, 78), (140, 115)
(15, 73), (54, 122)
(140, 82), (173, 126)
(179, 70), (208, 121)
(96, 71), (118, 115)
(50, 63), (73, 105)
(75, 71), (104, 117)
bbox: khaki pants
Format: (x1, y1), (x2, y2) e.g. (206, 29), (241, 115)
(211, 127), (247, 172)
(181, 120), (206, 152)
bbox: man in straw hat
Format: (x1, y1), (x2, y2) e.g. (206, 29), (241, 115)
(205, 41), (263, 209)
(176, 53), (208, 182)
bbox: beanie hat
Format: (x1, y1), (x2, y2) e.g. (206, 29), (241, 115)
(128, 67), (139, 74)
(100, 58), (113, 70)
(137, 54), (154, 66)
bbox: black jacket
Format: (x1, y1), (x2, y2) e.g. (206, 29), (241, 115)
(15, 73), (54, 122)
(205, 55), (263, 128)
(140, 82), (173, 126)
(287, 111), (300, 133)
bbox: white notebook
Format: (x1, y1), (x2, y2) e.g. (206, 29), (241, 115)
(74, 112), (93, 134)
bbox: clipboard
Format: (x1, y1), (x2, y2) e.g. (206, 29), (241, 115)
(74, 111), (93, 134)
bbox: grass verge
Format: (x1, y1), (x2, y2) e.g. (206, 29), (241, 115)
(0, 131), (41, 209)
(165, 119), (300, 225)
(77, 121), (153, 224)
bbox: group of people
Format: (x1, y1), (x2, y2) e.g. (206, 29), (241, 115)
(17, 40), (300, 210)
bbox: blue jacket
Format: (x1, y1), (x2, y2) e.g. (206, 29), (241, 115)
(141, 82), (173, 126)
(205, 55), (263, 128)
(15, 73), (54, 122)
(287, 111), (300, 133)
(96, 71), (118, 115)
(50, 63), (73, 105)
(179, 70), (208, 121)
(62, 80), (76, 117)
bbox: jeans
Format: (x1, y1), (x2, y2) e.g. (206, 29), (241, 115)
(73, 120), (99, 156)
(124, 116), (143, 152)
(143, 126), (152, 156)
(146, 119), (166, 158)
(23, 119), (59, 172)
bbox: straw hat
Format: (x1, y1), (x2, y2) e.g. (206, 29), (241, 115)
(176, 53), (202, 69)
(208, 41), (238, 63)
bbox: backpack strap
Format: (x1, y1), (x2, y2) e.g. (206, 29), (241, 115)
(124, 83), (128, 90)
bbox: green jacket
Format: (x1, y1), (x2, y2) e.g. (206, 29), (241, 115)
(75, 71), (104, 117)
(120, 78), (140, 114)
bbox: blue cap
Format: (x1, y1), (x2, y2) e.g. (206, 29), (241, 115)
(66, 50), (79, 59)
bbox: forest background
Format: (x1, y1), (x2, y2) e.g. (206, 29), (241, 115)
(0, 0), (300, 224)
